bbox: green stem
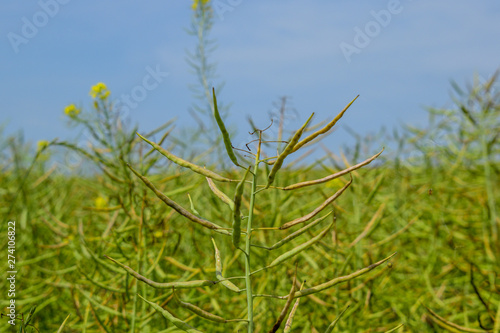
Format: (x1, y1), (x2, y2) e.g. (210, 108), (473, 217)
(244, 139), (261, 333)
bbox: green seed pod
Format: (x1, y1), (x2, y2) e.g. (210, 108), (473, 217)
(292, 252), (396, 298)
(267, 220), (334, 269)
(292, 95), (358, 153)
(212, 88), (240, 168)
(324, 305), (350, 333)
(211, 238), (242, 293)
(268, 267), (297, 333)
(281, 149), (382, 190)
(105, 255), (217, 289)
(174, 289), (228, 323)
(233, 166), (250, 248)
(283, 281), (305, 333)
(266, 211), (332, 251)
(280, 177), (352, 230)
(137, 132), (233, 182)
(266, 113), (314, 189)
(206, 177), (235, 211)
(138, 294), (203, 332)
(128, 164), (230, 235)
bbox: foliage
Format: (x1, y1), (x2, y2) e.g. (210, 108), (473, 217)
(1, 4), (499, 326)
(2, 72), (499, 332)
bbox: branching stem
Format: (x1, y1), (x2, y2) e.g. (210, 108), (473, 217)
(243, 132), (262, 333)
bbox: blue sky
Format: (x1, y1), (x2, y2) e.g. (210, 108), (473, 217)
(2, 0), (500, 156)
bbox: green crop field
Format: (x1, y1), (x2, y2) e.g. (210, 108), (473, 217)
(2, 3), (500, 332)
(1, 70), (499, 333)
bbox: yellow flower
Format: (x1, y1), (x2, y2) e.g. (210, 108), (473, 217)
(89, 82), (110, 100)
(191, 0), (210, 10)
(64, 104), (81, 117)
(153, 230), (163, 238)
(95, 196), (108, 209)
(36, 140), (50, 152)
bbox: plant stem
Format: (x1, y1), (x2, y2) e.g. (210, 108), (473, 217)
(244, 136), (262, 333)
(481, 130), (498, 244)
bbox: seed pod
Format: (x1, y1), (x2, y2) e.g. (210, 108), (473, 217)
(187, 193), (201, 216)
(383, 324), (405, 333)
(281, 149), (382, 190)
(266, 113), (314, 189)
(292, 95), (358, 153)
(212, 88), (240, 167)
(128, 164), (230, 235)
(211, 238), (242, 293)
(283, 281), (305, 333)
(137, 132), (233, 182)
(291, 252), (396, 298)
(280, 177), (352, 230)
(325, 305), (350, 333)
(174, 289), (228, 323)
(206, 177), (235, 210)
(233, 166), (250, 248)
(254, 253), (396, 300)
(56, 314), (71, 333)
(267, 220), (334, 269)
(138, 294), (203, 332)
(105, 255), (216, 289)
(265, 211), (332, 251)
(425, 307), (473, 333)
(268, 266), (297, 333)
